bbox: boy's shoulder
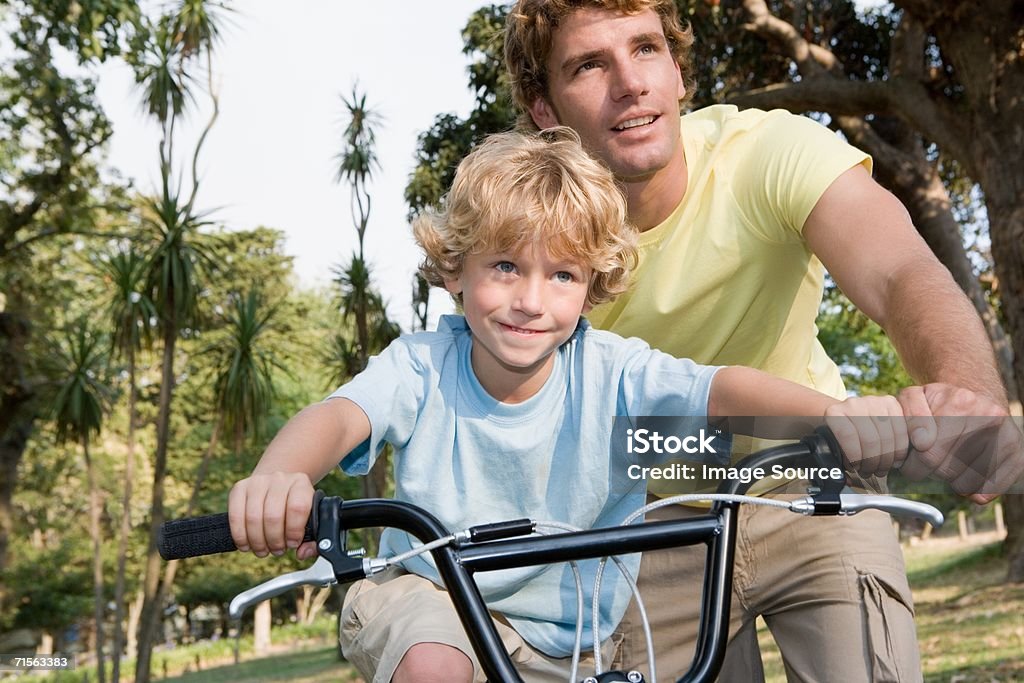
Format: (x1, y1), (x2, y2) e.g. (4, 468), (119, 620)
(385, 314), (469, 364)
(578, 320), (654, 359)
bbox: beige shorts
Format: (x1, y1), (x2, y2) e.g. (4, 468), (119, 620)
(339, 567), (620, 683)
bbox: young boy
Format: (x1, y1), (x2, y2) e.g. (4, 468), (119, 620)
(228, 127), (910, 683)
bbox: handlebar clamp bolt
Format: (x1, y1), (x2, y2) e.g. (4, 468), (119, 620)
(627, 672), (645, 682)
(318, 539), (333, 551)
(582, 678), (598, 683)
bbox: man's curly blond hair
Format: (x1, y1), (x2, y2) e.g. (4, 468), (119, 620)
(413, 127), (637, 308)
(504, 0), (695, 129)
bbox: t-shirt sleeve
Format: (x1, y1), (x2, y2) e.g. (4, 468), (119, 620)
(327, 338), (424, 475)
(619, 343), (721, 418)
(732, 111), (871, 241)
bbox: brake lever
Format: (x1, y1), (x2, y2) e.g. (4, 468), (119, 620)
(790, 494), (944, 528)
(229, 556), (337, 619)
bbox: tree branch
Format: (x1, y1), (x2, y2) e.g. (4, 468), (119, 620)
(741, 0), (836, 75)
(727, 78), (893, 115)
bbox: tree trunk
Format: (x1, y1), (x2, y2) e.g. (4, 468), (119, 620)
(0, 305), (36, 577)
(1004, 495), (1024, 583)
(127, 589), (144, 661)
(135, 317), (178, 683)
(253, 601), (271, 656)
(112, 349), (138, 683)
(157, 418), (223, 604)
(983, 201), (1024, 582)
(84, 434), (107, 683)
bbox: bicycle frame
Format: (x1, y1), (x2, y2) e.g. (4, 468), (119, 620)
(158, 429), (943, 683)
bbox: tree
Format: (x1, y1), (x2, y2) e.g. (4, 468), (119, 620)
(129, 3), (228, 679)
(155, 287), (282, 651)
(681, 0), (1024, 581)
(0, 0), (140, 578)
(405, 5), (515, 218)
(42, 321), (113, 683)
(408, 1), (1024, 579)
(333, 85), (400, 513)
(98, 246), (156, 682)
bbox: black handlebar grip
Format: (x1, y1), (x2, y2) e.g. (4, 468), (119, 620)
(159, 513), (236, 560)
(158, 512), (318, 560)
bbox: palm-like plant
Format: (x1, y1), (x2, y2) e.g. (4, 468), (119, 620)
(44, 321), (112, 683)
(130, 3), (226, 680)
(98, 247), (156, 683)
(332, 85), (398, 512)
(197, 287), (281, 501)
(336, 84), (382, 257)
(158, 288), (281, 597)
(134, 188), (216, 683)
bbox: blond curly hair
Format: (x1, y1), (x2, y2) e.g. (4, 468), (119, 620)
(413, 127), (637, 307)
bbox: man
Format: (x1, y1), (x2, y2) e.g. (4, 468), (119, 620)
(504, 1), (1016, 680)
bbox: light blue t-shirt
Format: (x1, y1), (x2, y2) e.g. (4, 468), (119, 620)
(330, 314), (719, 657)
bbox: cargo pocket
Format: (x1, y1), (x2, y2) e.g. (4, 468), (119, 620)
(856, 560), (919, 683)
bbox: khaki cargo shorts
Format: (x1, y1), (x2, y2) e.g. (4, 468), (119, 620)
(339, 567), (620, 683)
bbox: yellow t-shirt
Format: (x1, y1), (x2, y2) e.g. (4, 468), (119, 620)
(587, 105), (871, 491)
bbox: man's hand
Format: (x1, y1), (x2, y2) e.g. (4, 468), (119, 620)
(898, 383), (1024, 504)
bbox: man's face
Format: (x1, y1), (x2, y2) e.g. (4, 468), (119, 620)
(529, 8), (686, 183)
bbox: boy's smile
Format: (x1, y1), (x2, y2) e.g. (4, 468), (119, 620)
(445, 245), (592, 403)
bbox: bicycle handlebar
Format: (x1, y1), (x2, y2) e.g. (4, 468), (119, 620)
(157, 429), (944, 683)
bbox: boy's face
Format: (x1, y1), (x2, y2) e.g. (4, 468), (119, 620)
(445, 244), (592, 400)
(528, 7), (686, 183)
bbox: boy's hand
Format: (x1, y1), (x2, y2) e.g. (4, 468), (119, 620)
(228, 472), (318, 561)
(825, 395), (908, 478)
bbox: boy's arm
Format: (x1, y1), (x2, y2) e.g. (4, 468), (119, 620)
(708, 366), (908, 477)
(708, 366), (837, 420)
(228, 398), (371, 558)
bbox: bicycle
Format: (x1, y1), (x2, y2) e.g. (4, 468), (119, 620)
(158, 427), (943, 683)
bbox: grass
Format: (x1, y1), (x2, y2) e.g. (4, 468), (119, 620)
(14, 533), (1020, 682)
(156, 647), (361, 683)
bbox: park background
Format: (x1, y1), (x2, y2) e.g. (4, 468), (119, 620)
(1, 0), (1022, 681)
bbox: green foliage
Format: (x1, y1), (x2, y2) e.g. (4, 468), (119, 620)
(175, 558), (260, 607)
(41, 320), (113, 445)
(0, 1), (138, 266)
(201, 289), (285, 449)
(4, 538), (93, 632)
(817, 282), (912, 396)
(140, 192), (218, 333)
(404, 5), (515, 220)
(98, 246), (159, 358)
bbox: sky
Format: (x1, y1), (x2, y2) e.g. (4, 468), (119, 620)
(94, 1), (488, 330)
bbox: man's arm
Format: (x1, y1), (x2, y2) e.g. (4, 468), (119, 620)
(804, 165), (1006, 405)
(803, 165), (1019, 502)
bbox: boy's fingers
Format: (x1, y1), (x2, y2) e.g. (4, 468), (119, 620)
(296, 541), (318, 561)
(261, 478), (290, 556)
(244, 478), (271, 557)
(227, 481), (251, 552)
(284, 476), (314, 551)
(871, 397), (906, 476)
(824, 413), (862, 473)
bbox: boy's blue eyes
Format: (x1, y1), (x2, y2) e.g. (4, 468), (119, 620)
(492, 262), (577, 282)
